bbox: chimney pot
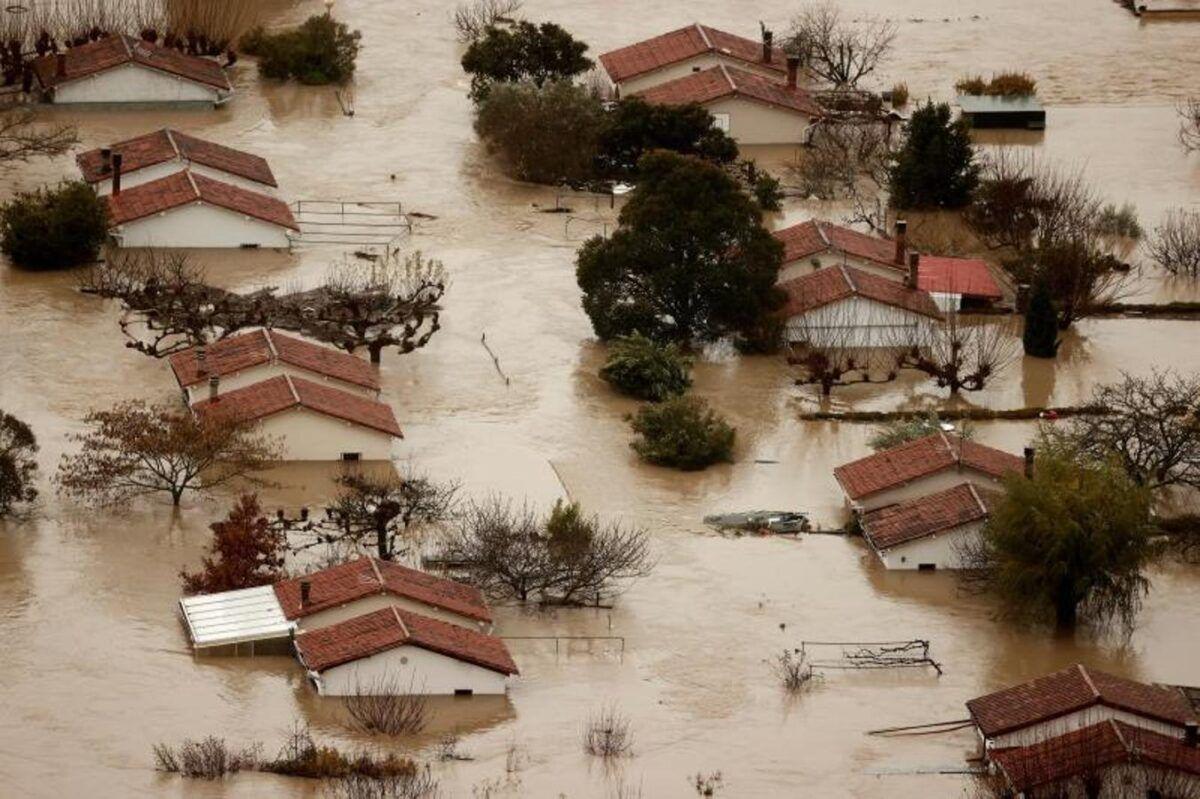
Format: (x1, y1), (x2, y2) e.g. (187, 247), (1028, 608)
(208, 374), (219, 401)
(1185, 722), (1199, 748)
(100, 147), (112, 174)
(111, 152), (123, 195)
(55, 52), (66, 78)
(786, 55), (800, 89)
(762, 29), (773, 63)
(1023, 447), (1035, 479)
(907, 251), (920, 289)
(300, 580), (311, 606)
(894, 219), (908, 266)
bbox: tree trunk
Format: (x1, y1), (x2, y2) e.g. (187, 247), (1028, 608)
(368, 342), (385, 364)
(1054, 592), (1078, 631)
(376, 522), (391, 560)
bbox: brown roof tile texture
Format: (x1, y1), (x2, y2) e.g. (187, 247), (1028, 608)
(599, 23), (787, 83)
(104, 170), (297, 230)
(967, 664), (1197, 737)
(192, 374), (403, 437)
(77, 129), (276, 187)
(992, 720), (1200, 792)
(274, 556), (491, 624)
(834, 432), (1025, 501)
(773, 219), (903, 269)
(778, 264), (943, 319)
(861, 482), (990, 549)
(918, 256), (1003, 299)
(294, 605), (518, 675)
(32, 35), (231, 91)
(169, 330), (380, 391)
(635, 65), (822, 117)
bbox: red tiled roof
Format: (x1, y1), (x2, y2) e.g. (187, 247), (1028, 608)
(77, 129), (276, 187)
(967, 664), (1198, 738)
(992, 720), (1200, 793)
(834, 432), (1024, 501)
(274, 556), (491, 624)
(32, 35), (231, 91)
(104, 170), (298, 231)
(636, 65), (821, 117)
(778, 264), (943, 319)
(294, 606), (518, 675)
(773, 219), (903, 269)
(169, 330), (380, 391)
(192, 374), (403, 437)
(918, 256), (1003, 299)
(599, 23), (787, 83)
(861, 482), (991, 550)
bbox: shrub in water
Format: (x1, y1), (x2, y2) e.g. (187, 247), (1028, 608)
(628, 395), (735, 470)
(255, 14), (361, 85)
(0, 181), (108, 270)
(600, 333), (692, 402)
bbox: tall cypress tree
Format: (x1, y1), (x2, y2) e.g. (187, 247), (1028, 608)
(1023, 280), (1059, 358)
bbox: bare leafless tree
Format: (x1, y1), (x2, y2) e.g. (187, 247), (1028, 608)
(790, 118), (895, 203)
(343, 673), (429, 736)
(771, 649), (817, 693)
(785, 1), (896, 88)
(1149, 208), (1200, 277)
(582, 704), (633, 758)
(0, 110), (77, 172)
(786, 300), (910, 396)
(892, 314), (1019, 395)
(452, 0), (523, 42)
(1180, 97), (1200, 152)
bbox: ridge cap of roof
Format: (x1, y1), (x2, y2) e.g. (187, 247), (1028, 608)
(719, 62), (736, 92)
(839, 263), (856, 293)
(694, 22), (713, 49)
(1108, 718), (1129, 752)
(263, 328), (281, 361)
(184, 169), (200, 199)
(284, 373), (301, 404)
(967, 482), (988, 516)
(391, 605), (409, 638)
(1078, 663), (1101, 701)
(815, 220), (832, 248)
(367, 555), (385, 589)
(164, 128), (181, 159)
(120, 35), (134, 58)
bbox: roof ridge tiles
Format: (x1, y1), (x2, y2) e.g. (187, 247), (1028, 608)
(284, 373), (301, 404)
(719, 62), (736, 92)
(815, 220), (832, 248)
(695, 22), (713, 49)
(391, 605), (409, 637)
(1078, 663), (1101, 700)
(368, 555), (385, 588)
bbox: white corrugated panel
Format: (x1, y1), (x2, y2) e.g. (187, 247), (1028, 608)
(179, 585), (295, 648)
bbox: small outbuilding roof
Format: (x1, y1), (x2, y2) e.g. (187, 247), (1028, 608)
(179, 585), (296, 649)
(778, 264), (942, 320)
(599, 23), (788, 83)
(992, 719), (1200, 793)
(294, 606), (519, 676)
(169, 330), (380, 392)
(773, 219), (903, 270)
(918, 256), (1003, 299)
(192, 374), (403, 438)
(834, 432), (1024, 502)
(861, 482), (992, 550)
(967, 664), (1198, 738)
(32, 35), (232, 91)
(274, 557), (491, 624)
(77, 129), (277, 187)
(957, 94), (1044, 114)
(105, 170), (298, 231)
(636, 64), (821, 117)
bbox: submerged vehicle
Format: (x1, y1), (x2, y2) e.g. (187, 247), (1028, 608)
(703, 511), (812, 534)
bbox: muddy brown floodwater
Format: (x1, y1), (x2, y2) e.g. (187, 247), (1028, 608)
(2, 1), (1200, 796)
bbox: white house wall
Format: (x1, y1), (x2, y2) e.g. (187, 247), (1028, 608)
(985, 706), (1188, 750)
(296, 593), (488, 633)
(112, 202), (291, 249)
(873, 520), (985, 570)
(313, 643), (509, 696)
(95, 161), (277, 196)
(53, 63), (221, 104)
(704, 95), (811, 145)
(779, 251), (907, 282)
(617, 53), (785, 95)
(184, 361), (378, 404)
(785, 296), (933, 349)
(849, 469), (1007, 512)
(254, 406), (396, 461)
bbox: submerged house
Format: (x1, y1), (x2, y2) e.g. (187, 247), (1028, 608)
(958, 93), (1045, 130)
(293, 606), (518, 696)
(30, 35), (233, 105)
(968, 664), (1199, 751)
(169, 330), (380, 405)
(778, 263), (942, 349)
(191, 374), (402, 461)
(634, 63), (819, 145)
(104, 169), (297, 248)
(773, 219), (909, 282)
(599, 23), (792, 96)
(77, 129), (277, 195)
(859, 482), (992, 571)
(916, 254), (1004, 312)
(834, 433), (1026, 512)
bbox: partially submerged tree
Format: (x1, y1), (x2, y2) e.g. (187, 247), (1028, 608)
(0, 410), (39, 517)
(628, 395), (736, 470)
(599, 333), (692, 402)
(56, 400), (280, 506)
(1022, 280), (1060, 358)
(1148, 208), (1200, 277)
(452, 0), (524, 43)
(785, 1), (896, 88)
(576, 151), (784, 344)
(181, 494), (287, 594)
(893, 314), (1018, 395)
(0, 180), (109, 270)
(888, 102), (978, 210)
(965, 433), (1158, 632)
(250, 14), (362, 84)
(0, 110), (77, 173)
(1179, 96), (1200, 152)
(1006, 238), (1128, 330)
(461, 20), (591, 101)
(595, 98), (738, 181)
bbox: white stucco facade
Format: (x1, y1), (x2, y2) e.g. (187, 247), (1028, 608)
(870, 520), (986, 570)
(253, 406), (396, 462)
(95, 161), (276, 195)
(982, 706), (1189, 750)
(184, 362), (377, 404)
(311, 644), (510, 696)
(702, 95), (813, 145)
(785, 296), (934, 349)
(847, 467), (1008, 512)
(614, 53), (788, 96)
(296, 594), (490, 633)
(111, 202), (293, 249)
(50, 63), (228, 105)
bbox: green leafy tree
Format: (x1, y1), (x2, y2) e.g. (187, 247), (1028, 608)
(576, 151), (785, 344)
(888, 102), (978, 209)
(599, 333), (692, 402)
(474, 80), (604, 184)
(0, 181), (108, 270)
(595, 99), (738, 180)
(970, 433), (1158, 631)
(461, 20), (591, 101)
(1022, 279), (1059, 357)
(628, 396), (735, 470)
(0, 410), (38, 517)
(255, 14), (361, 84)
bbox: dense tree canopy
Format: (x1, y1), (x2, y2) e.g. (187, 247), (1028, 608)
(0, 410), (38, 517)
(576, 152), (784, 344)
(181, 494), (287, 594)
(245, 14), (361, 84)
(1022, 280), (1060, 357)
(888, 102), (978, 210)
(595, 99), (738, 180)
(628, 395), (736, 470)
(0, 181), (109, 270)
(461, 20), (591, 101)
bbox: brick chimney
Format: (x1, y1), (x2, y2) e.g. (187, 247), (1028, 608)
(100, 148), (112, 174)
(1023, 447), (1035, 479)
(1186, 722), (1199, 748)
(762, 28), (773, 63)
(786, 55), (800, 89)
(111, 152), (123, 195)
(894, 219), (907, 265)
(55, 52), (67, 79)
(208, 374), (219, 401)
(300, 580), (311, 606)
(906, 252), (919, 289)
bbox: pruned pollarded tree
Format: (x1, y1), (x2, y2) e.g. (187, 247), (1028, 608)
(56, 400), (280, 506)
(786, 304), (899, 397)
(1179, 96), (1200, 152)
(784, 1), (896, 88)
(287, 469), (459, 561)
(0, 110), (78, 173)
(892, 313), (1018, 395)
